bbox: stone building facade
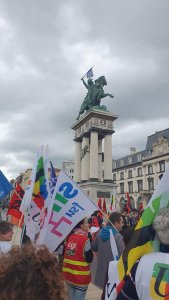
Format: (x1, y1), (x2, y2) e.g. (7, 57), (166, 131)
(112, 128), (169, 210)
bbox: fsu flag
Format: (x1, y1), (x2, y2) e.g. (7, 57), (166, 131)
(7, 183), (24, 220)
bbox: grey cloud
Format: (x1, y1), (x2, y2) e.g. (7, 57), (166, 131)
(0, 0), (169, 179)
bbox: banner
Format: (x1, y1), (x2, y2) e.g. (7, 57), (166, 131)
(37, 170), (98, 252)
(0, 170), (13, 200)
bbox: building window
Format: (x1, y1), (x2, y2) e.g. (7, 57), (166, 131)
(137, 154), (142, 162)
(137, 167), (142, 176)
(128, 157), (132, 164)
(113, 161), (116, 168)
(120, 172), (124, 180)
(113, 173), (116, 181)
(148, 178), (154, 190)
(128, 181), (133, 193)
(148, 164), (153, 174)
(137, 180), (143, 192)
(120, 183), (124, 194)
(120, 159), (124, 167)
(159, 160), (165, 173)
(128, 169), (132, 178)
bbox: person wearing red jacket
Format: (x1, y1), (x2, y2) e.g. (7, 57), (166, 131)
(62, 217), (93, 300)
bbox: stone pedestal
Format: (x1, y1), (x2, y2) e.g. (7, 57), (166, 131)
(72, 108), (118, 205)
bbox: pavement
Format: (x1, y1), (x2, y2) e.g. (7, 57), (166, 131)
(86, 284), (102, 300)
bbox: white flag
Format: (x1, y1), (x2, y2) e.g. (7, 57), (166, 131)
(110, 229), (119, 261)
(37, 170), (98, 252)
(20, 150), (41, 213)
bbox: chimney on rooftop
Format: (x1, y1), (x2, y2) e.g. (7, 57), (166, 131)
(130, 147), (136, 154)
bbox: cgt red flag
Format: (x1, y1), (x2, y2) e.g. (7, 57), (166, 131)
(97, 197), (103, 218)
(97, 197), (102, 210)
(103, 198), (107, 214)
(7, 183), (24, 222)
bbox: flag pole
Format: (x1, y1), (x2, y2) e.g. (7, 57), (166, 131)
(81, 65), (94, 80)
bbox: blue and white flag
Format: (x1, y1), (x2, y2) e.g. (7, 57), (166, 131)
(49, 161), (57, 195)
(86, 67), (94, 78)
(0, 170), (13, 200)
(37, 170), (98, 252)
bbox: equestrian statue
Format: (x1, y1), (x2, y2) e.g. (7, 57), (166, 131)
(77, 75), (114, 120)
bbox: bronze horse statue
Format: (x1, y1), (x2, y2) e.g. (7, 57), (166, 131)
(77, 75), (114, 120)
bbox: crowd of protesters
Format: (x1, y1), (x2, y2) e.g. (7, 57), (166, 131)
(0, 208), (139, 300)
(1, 205), (169, 300)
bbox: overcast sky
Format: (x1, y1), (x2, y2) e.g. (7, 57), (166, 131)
(0, 0), (169, 180)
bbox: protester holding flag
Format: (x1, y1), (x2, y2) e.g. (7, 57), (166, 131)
(116, 208), (169, 300)
(0, 221), (14, 254)
(62, 217), (93, 300)
(91, 212), (124, 289)
(89, 210), (103, 228)
(102, 226), (135, 300)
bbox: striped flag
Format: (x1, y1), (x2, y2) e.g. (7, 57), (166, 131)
(115, 164), (169, 293)
(25, 147), (51, 242)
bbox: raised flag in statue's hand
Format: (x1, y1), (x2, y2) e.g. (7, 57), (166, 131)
(86, 67), (94, 78)
(0, 170), (13, 200)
